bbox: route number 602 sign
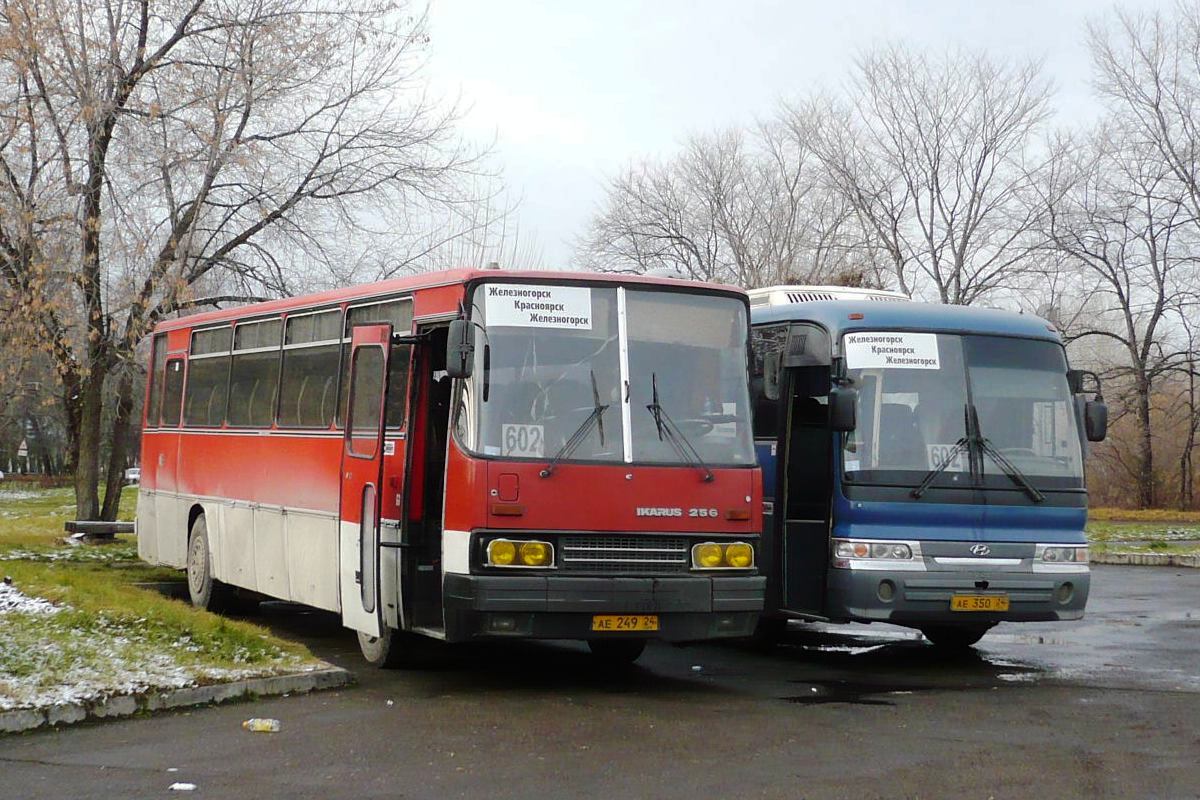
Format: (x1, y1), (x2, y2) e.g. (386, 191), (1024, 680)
(502, 424), (544, 458)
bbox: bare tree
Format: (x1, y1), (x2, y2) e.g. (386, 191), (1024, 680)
(0, 0), (490, 519)
(1045, 125), (1196, 508)
(577, 120), (881, 289)
(810, 46), (1055, 305)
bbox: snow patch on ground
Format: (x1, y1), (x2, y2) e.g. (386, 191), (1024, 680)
(0, 582), (61, 615)
(0, 587), (311, 712)
(0, 488), (45, 502)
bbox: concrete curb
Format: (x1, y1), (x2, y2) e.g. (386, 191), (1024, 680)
(0, 664), (352, 735)
(1091, 552), (1200, 568)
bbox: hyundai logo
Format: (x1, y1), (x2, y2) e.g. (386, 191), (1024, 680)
(970, 544), (991, 556)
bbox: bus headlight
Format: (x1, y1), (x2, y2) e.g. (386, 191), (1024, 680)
(518, 541), (551, 567)
(486, 538), (556, 568)
(725, 543), (754, 568)
(487, 539), (516, 566)
(691, 542), (755, 570)
(831, 539), (922, 570)
(1036, 545), (1088, 563)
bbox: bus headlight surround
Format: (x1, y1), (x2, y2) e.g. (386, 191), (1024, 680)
(486, 538), (555, 568)
(691, 542), (755, 570)
(834, 540), (915, 561)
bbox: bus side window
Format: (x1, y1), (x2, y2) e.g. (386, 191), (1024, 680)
(183, 327), (232, 427)
(161, 359), (185, 427)
(751, 325), (789, 439)
(146, 333), (167, 427)
(279, 309), (341, 428)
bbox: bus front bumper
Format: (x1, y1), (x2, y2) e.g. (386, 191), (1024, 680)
(825, 566), (1090, 626)
(442, 573), (765, 643)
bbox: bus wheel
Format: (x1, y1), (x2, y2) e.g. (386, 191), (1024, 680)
(587, 639), (646, 664)
(186, 514), (231, 611)
(356, 628), (438, 669)
(920, 624), (993, 649)
(753, 616), (789, 645)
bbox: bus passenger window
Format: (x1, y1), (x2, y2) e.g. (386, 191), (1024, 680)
(183, 327), (232, 427)
(280, 310), (341, 428)
(227, 319), (281, 428)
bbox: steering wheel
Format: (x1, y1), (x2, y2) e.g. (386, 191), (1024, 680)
(669, 418), (716, 436)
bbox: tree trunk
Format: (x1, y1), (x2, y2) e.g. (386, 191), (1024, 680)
(99, 370), (135, 521)
(1135, 374), (1155, 509)
(1182, 369), (1197, 511)
(73, 367), (106, 521)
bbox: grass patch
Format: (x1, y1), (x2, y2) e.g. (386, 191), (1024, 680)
(1089, 507), (1200, 523)
(0, 486), (322, 712)
(0, 484), (137, 548)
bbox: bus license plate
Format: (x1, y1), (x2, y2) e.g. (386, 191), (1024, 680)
(591, 615), (659, 632)
(950, 594), (1010, 612)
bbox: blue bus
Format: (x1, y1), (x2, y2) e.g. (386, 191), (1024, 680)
(748, 286), (1108, 647)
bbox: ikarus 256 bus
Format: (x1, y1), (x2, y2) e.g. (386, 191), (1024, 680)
(748, 286), (1107, 647)
(137, 268), (765, 666)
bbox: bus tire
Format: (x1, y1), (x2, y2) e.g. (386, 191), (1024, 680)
(357, 627), (437, 669)
(587, 639), (646, 664)
(753, 616), (789, 645)
(186, 514), (232, 611)
(920, 624), (993, 649)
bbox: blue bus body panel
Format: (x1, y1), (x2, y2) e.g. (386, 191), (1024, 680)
(830, 493), (1088, 544)
(755, 441), (776, 492)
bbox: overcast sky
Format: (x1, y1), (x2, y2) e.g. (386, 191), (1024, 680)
(425, 0), (1171, 269)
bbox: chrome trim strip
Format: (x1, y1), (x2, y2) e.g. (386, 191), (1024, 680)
(933, 557), (1023, 566)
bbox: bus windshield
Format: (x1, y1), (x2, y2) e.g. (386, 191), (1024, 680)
(463, 283), (755, 467)
(842, 332), (1084, 490)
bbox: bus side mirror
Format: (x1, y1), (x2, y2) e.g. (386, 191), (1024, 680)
(1084, 400), (1108, 442)
(446, 319), (474, 379)
(763, 351), (781, 401)
(829, 385), (857, 432)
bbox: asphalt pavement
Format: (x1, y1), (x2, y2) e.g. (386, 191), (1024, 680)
(2, 564), (1198, 799)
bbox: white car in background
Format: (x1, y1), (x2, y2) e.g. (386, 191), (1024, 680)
(123, 467), (141, 484)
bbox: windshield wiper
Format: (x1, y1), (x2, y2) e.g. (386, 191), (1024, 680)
(646, 373), (715, 482)
(911, 405), (971, 499)
(911, 405), (1045, 502)
(539, 370), (608, 479)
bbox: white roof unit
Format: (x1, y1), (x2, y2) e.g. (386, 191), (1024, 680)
(747, 284), (910, 307)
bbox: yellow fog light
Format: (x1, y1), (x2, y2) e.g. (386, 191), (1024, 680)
(693, 543), (724, 568)
(724, 543), (753, 568)
(519, 541), (551, 567)
(488, 539), (516, 566)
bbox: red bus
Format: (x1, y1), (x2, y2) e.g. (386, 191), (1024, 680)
(137, 268), (764, 665)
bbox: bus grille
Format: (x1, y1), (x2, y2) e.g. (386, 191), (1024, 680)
(559, 536), (691, 574)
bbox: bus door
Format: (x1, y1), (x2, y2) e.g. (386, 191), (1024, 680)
(777, 323), (834, 615)
(339, 323), (392, 637)
(403, 324), (451, 632)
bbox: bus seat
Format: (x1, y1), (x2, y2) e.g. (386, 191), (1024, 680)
(878, 403), (925, 468)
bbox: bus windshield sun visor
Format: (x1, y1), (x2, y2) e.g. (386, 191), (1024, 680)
(911, 404), (1046, 502)
(539, 370), (608, 479)
(646, 373), (715, 483)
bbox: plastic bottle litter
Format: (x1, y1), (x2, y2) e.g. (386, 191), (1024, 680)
(242, 718), (281, 733)
(168, 783), (197, 792)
